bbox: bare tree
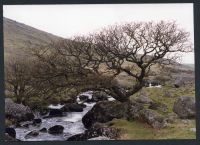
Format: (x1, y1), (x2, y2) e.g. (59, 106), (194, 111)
(5, 57), (33, 104)
(89, 21), (192, 101)
(28, 21), (192, 102)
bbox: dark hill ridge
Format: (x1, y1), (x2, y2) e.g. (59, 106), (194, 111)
(3, 17), (62, 59)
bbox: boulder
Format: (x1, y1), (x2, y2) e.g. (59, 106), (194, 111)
(25, 130), (39, 139)
(164, 113), (178, 124)
(92, 91), (109, 102)
(173, 96), (195, 119)
(126, 101), (144, 120)
(48, 109), (63, 117)
(82, 101), (128, 128)
(138, 109), (166, 129)
(48, 125), (64, 134)
(163, 90), (173, 98)
(67, 123), (119, 141)
(39, 128), (47, 133)
(39, 108), (49, 116)
(135, 96), (153, 104)
(5, 98), (34, 122)
(79, 95), (89, 102)
(63, 103), (86, 112)
(88, 136), (112, 140)
(148, 102), (168, 113)
(5, 127), (16, 138)
(5, 133), (19, 141)
(33, 118), (42, 126)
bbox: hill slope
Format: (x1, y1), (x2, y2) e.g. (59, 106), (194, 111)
(3, 17), (194, 72)
(3, 17), (62, 59)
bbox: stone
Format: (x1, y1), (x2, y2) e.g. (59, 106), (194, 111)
(5, 133), (19, 141)
(33, 118), (42, 125)
(25, 130), (39, 139)
(79, 95), (89, 102)
(148, 102), (168, 113)
(173, 96), (195, 119)
(5, 98), (34, 122)
(67, 123), (119, 141)
(48, 125), (64, 134)
(135, 96), (153, 104)
(63, 103), (85, 112)
(39, 128), (47, 133)
(88, 136), (112, 140)
(82, 101), (128, 129)
(138, 109), (166, 129)
(5, 127), (16, 138)
(48, 109), (63, 117)
(92, 91), (109, 102)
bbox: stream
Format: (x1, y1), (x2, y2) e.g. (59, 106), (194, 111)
(15, 91), (115, 141)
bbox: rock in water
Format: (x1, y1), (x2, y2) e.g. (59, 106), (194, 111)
(25, 130), (39, 139)
(92, 91), (109, 102)
(88, 136), (112, 140)
(40, 128), (47, 133)
(67, 123), (119, 141)
(5, 127), (16, 138)
(82, 101), (128, 128)
(82, 100), (145, 128)
(173, 96), (195, 119)
(5, 98), (34, 122)
(32, 118), (42, 126)
(48, 109), (63, 117)
(63, 103), (85, 112)
(48, 125), (64, 134)
(5, 133), (19, 141)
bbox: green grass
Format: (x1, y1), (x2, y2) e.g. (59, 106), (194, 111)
(130, 85), (195, 115)
(109, 84), (196, 140)
(109, 119), (196, 140)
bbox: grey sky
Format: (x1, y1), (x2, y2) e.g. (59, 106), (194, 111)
(3, 4), (194, 64)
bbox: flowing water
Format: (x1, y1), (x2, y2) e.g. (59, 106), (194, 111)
(15, 91), (114, 141)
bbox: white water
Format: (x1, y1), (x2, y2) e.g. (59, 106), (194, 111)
(15, 91), (114, 141)
(146, 83), (162, 88)
(48, 104), (65, 109)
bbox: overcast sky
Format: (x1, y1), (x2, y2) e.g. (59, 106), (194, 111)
(3, 4), (194, 64)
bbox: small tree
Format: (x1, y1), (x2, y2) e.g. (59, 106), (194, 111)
(5, 57), (33, 104)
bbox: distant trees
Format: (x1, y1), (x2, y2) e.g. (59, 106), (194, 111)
(5, 57), (33, 104)
(5, 21), (192, 104)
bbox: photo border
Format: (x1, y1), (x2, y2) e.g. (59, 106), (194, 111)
(0, 0), (199, 145)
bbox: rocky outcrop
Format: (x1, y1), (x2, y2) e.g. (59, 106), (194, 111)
(82, 101), (129, 128)
(148, 102), (168, 113)
(173, 96), (195, 119)
(67, 123), (119, 141)
(5, 98), (34, 122)
(135, 96), (153, 104)
(48, 125), (64, 134)
(138, 109), (166, 129)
